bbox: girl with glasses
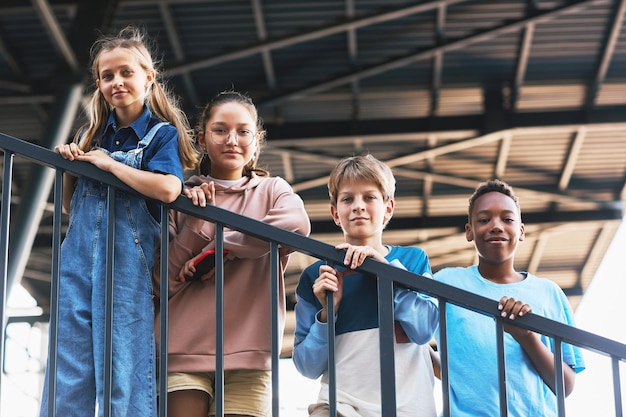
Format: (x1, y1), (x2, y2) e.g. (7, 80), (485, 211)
(153, 90), (311, 417)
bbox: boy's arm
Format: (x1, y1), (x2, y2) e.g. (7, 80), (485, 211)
(390, 258), (439, 344)
(393, 286), (439, 345)
(499, 296), (576, 396)
(511, 330), (576, 396)
(292, 295), (330, 379)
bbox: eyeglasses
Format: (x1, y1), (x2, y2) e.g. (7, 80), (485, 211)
(208, 128), (256, 146)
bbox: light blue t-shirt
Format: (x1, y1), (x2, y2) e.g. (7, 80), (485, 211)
(434, 265), (585, 417)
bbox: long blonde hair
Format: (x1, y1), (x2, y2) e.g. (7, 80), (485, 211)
(73, 25), (198, 170)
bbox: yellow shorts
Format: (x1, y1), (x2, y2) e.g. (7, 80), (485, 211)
(167, 370), (271, 417)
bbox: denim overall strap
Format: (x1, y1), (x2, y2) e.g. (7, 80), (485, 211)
(40, 122), (170, 417)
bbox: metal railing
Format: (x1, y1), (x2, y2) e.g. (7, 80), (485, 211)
(1, 132), (626, 417)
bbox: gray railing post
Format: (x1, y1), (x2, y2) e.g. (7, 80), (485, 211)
(0, 151), (14, 402)
(612, 356), (624, 417)
(495, 320), (508, 417)
(554, 338), (566, 417)
(438, 298), (450, 417)
(214, 224), (225, 417)
(378, 276), (397, 417)
(270, 241), (281, 417)
(158, 204), (170, 417)
(102, 186), (116, 417)
(326, 290), (337, 417)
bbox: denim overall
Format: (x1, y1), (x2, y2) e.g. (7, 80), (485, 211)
(40, 122), (168, 417)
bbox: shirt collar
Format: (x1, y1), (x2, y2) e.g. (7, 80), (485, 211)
(104, 106), (153, 137)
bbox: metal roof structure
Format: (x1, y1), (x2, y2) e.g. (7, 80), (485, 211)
(2, 0), (626, 355)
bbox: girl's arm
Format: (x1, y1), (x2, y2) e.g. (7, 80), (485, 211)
(152, 210), (212, 298)
(222, 178), (311, 256)
(76, 150), (182, 203)
(108, 162), (181, 203)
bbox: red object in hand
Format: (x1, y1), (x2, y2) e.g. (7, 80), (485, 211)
(188, 249), (229, 281)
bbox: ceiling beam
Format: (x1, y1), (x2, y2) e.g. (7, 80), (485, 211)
(494, 132), (511, 179)
(257, 0), (606, 108)
(65, 0), (120, 69)
(251, 0), (277, 92)
(164, 0), (470, 77)
(430, 3), (446, 116)
(309, 208), (624, 234)
(32, 0), (79, 72)
(558, 127), (587, 191)
(511, 23), (533, 110)
(264, 105), (626, 141)
(585, 0), (626, 107)
(158, 1), (198, 107)
(345, 0), (361, 119)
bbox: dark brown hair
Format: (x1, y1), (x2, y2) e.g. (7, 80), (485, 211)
(195, 90), (268, 177)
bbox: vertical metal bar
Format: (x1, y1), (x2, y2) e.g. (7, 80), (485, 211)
(326, 290), (337, 417)
(439, 299), (450, 417)
(378, 276), (396, 417)
(158, 204), (169, 417)
(46, 169), (64, 417)
(214, 224), (225, 417)
(0, 151), (14, 402)
(102, 186), (116, 417)
(269, 241), (280, 417)
(495, 320), (508, 417)
(6, 83), (81, 293)
(553, 338), (565, 417)
(612, 355), (624, 417)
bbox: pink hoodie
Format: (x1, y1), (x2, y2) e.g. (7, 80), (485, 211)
(153, 172), (311, 372)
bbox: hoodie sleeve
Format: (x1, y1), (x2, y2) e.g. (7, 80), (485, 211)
(152, 208), (212, 298)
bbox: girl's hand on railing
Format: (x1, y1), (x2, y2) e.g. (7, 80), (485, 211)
(75, 149), (114, 171)
(183, 182), (216, 230)
(183, 182), (215, 208)
(54, 142), (84, 160)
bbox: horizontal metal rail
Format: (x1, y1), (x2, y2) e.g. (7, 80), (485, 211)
(2, 132), (626, 416)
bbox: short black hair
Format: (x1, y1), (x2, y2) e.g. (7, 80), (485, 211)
(468, 179), (520, 222)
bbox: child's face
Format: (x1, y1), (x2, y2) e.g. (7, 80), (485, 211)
(465, 191), (524, 265)
(197, 101), (258, 180)
(331, 180), (394, 243)
(96, 48), (153, 116)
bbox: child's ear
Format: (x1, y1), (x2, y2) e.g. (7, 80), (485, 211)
(519, 223), (525, 241)
(384, 198), (395, 223)
(196, 131), (205, 151)
(330, 205), (341, 226)
(145, 69), (155, 87)
(465, 223), (474, 242)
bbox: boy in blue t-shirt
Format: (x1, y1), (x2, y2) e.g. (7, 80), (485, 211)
(293, 154), (439, 417)
(434, 179), (585, 417)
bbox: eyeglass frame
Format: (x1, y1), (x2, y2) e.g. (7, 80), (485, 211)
(206, 127), (256, 146)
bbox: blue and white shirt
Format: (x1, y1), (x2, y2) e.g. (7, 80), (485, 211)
(293, 245), (439, 417)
